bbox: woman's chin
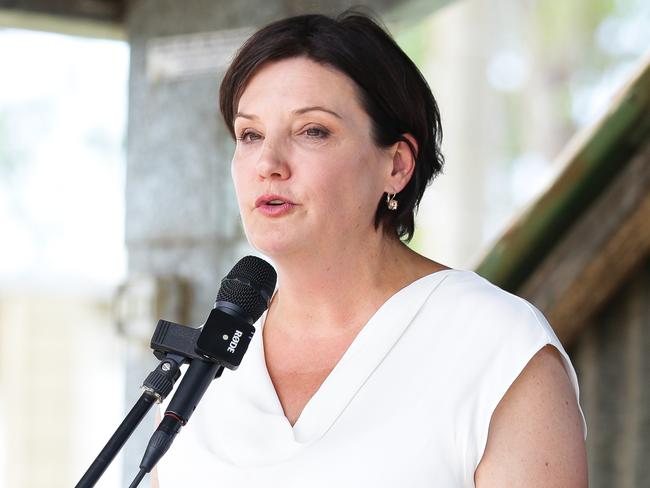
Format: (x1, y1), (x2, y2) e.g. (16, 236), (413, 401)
(247, 233), (305, 259)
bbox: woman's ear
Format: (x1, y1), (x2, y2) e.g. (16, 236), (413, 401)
(386, 133), (417, 193)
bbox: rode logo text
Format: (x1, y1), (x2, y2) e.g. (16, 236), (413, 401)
(227, 330), (243, 353)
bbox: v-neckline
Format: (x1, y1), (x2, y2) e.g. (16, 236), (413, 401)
(257, 269), (455, 443)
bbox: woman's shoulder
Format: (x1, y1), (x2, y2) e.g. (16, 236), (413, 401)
(416, 269), (575, 396)
(421, 270), (587, 482)
(427, 269), (549, 334)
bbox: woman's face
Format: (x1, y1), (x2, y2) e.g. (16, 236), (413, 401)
(231, 57), (393, 259)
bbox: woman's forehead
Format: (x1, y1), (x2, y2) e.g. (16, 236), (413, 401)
(237, 57), (362, 115)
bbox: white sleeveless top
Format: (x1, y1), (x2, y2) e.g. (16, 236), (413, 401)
(157, 269), (587, 487)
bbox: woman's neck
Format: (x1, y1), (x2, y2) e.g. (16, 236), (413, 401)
(266, 234), (447, 336)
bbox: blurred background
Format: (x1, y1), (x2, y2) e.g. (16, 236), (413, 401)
(0, 0), (649, 486)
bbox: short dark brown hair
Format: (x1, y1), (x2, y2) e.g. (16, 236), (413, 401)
(219, 9), (444, 242)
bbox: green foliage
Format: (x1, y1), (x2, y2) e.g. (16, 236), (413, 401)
(394, 19), (430, 68)
(536, 0), (615, 49)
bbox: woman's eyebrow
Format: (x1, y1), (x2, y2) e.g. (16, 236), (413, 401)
(293, 106), (342, 119)
(234, 106), (342, 121)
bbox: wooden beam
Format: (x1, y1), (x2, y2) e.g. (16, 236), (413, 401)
(519, 139), (650, 345)
(0, 0), (124, 22)
(475, 53), (650, 292)
(0, 8), (124, 39)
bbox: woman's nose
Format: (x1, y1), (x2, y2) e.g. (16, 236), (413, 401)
(256, 140), (291, 180)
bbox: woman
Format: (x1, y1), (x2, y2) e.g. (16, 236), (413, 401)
(156, 10), (587, 487)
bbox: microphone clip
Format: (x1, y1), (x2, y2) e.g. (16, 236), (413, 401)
(149, 310), (255, 373)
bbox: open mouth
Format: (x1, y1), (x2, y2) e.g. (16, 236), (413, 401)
(255, 195), (296, 210)
(256, 197), (296, 216)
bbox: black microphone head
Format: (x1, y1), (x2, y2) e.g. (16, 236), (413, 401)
(216, 256), (277, 321)
(225, 255), (277, 298)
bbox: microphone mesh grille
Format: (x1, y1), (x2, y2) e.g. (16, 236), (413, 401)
(217, 256), (277, 320)
(225, 255), (277, 298)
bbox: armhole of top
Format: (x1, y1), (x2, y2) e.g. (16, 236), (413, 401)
(469, 302), (588, 484)
(522, 301), (588, 442)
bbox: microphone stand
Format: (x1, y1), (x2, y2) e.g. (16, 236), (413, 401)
(76, 253), (275, 487)
(75, 319), (205, 488)
(75, 390), (159, 487)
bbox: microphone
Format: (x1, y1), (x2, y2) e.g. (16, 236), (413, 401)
(137, 256), (277, 477)
(195, 255), (277, 369)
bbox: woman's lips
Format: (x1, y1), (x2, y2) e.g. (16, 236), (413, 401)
(255, 194), (295, 207)
(255, 194), (297, 217)
(256, 201), (296, 217)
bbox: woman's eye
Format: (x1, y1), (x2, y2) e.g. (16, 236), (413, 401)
(303, 126), (330, 139)
(237, 130), (262, 143)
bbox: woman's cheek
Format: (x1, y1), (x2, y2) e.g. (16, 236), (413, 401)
(231, 156), (252, 189)
(231, 174), (252, 223)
